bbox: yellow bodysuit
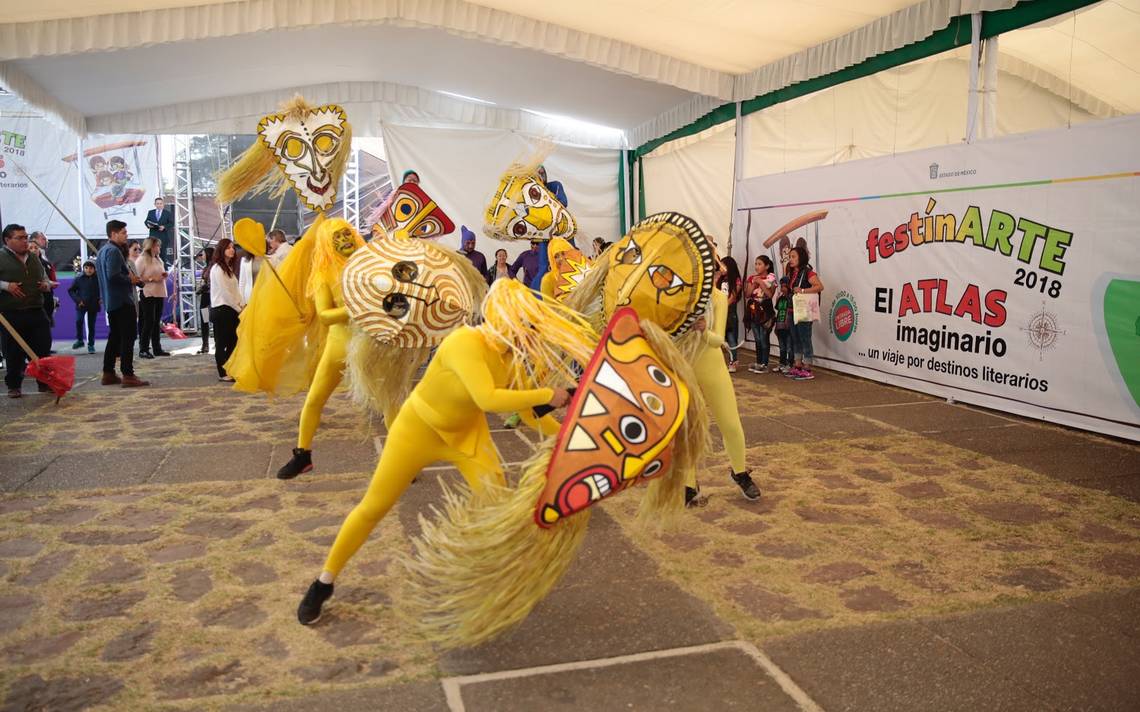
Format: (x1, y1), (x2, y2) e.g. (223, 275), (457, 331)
(297, 283), (351, 450)
(692, 289), (747, 475)
(322, 325), (556, 576)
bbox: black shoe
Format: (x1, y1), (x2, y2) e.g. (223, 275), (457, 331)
(298, 579), (334, 625)
(139, 351), (154, 359)
(154, 350), (172, 357)
(731, 469), (761, 501)
(277, 448), (313, 480)
(36, 382), (52, 393)
(685, 486), (699, 508)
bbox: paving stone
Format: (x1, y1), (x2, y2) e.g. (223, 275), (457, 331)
(101, 622), (158, 662)
(256, 635), (290, 661)
(709, 551), (746, 568)
(1, 674), (123, 712)
(289, 513), (344, 533)
(292, 477), (367, 494)
(460, 647), (802, 712)
(0, 538), (43, 558)
(958, 475), (994, 492)
(35, 505), (99, 525)
(0, 454), (57, 492)
(154, 443), (273, 484)
(899, 508), (968, 530)
(3, 631), (83, 664)
(854, 467), (893, 483)
(816, 474), (859, 489)
(755, 541), (814, 559)
(765, 619), (1045, 712)
(996, 567), (1068, 592)
(197, 600), (268, 629)
(241, 531), (276, 551)
(726, 584), (828, 621)
(1077, 522), (1135, 544)
(894, 480), (947, 500)
(969, 501), (1060, 524)
(659, 531), (707, 552)
(823, 491), (873, 506)
(1092, 553), (1140, 578)
(738, 414), (816, 443)
(64, 590), (146, 620)
(150, 541), (207, 563)
(110, 507), (176, 529)
(292, 659), (370, 683)
(356, 559), (390, 577)
(723, 520), (771, 536)
(0, 496), (51, 514)
(306, 438), (378, 475)
(308, 533), (338, 548)
(1062, 588), (1140, 640)
(23, 449), (165, 491)
(182, 516), (255, 539)
(335, 586), (392, 607)
(231, 561), (278, 585)
(87, 557), (144, 584)
(228, 494), (282, 512)
(852, 402), (1010, 434)
(795, 506), (881, 525)
(767, 411), (890, 439)
(160, 660), (251, 700)
(984, 539), (1042, 552)
(695, 507), (728, 523)
(890, 560), (952, 593)
(0, 594), (38, 634)
(315, 613), (381, 647)
(804, 561), (875, 585)
(170, 567), (213, 602)
(221, 681), (449, 712)
(841, 585), (909, 612)
(728, 494), (782, 515)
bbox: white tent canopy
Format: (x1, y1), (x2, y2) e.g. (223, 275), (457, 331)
(0, 0), (1069, 149)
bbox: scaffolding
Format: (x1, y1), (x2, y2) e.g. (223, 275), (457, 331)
(172, 135), (199, 334)
(342, 148), (361, 232)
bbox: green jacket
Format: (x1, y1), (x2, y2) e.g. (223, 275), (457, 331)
(0, 246), (46, 311)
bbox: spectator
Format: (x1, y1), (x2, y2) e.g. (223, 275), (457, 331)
(459, 226), (488, 278)
(592, 237), (611, 259)
(487, 249), (511, 286)
(772, 277), (794, 373)
(209, 238), (244, 382)
(127, 242), (144, 345)
(786, 244), (824, 381)
(237, 246), (262, 304)
(96, 220), (149, 388)
(196, 247), (214, 354)
(145, 197), (174, 259)
(508, 241), (542, 286)
(135, 237), (170, 358)
(715, 253), (743, 373)
(68, 260), (101, 354)
(30, 232), (59, 332)
(268, 230), (292, 266)
(0, 224), (53, 398)
(744, 255), (777, 373)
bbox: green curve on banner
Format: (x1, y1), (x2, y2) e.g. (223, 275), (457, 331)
(1104, 279), (1140, 408)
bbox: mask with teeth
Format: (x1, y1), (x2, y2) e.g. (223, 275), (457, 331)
(535, 307), (688, 527)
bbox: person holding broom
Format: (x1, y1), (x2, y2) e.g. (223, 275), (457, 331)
(0, 224), (53, 398)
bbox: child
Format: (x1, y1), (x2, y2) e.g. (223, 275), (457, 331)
(69, 260), (101, 353)
(772, 276), (793, 373)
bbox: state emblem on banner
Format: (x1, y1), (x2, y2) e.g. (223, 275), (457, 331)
(829, 290), (858, 342)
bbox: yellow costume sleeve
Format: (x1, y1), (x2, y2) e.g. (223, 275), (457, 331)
(518, 409), (561, 436)
(540, 272), (556, 299)
(441, 329), (554, 413)
(704, 289), (727, 348)
(314, 283), (349, 325)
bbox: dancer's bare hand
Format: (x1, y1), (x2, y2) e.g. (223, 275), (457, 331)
(548, 387), (571, 408)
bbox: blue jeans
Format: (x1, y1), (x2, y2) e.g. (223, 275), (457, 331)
(775, 329), (792, 367)
(725, 303), (739, 362)
(792, 321), (815, 365)
(751, 324), (771, 366)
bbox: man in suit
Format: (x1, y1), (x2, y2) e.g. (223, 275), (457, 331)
(145, 197), (174, 259)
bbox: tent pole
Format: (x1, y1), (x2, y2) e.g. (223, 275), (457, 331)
(618, 149), (629, 235)
(982, 35), (999, 139)
(728, 101), (744, 255)
(76, 137), (87, 264)
(966, 12), (982, 143)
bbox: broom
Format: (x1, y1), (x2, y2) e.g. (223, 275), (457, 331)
(0, 313), (75, 402)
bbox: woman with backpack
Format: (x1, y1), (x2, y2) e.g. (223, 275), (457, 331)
(744, 255), (777, 373)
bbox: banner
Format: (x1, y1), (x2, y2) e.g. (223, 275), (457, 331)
(0, 108), (82, 240)
(734, 115), (1140, 441)
(72, 136), (161, 239)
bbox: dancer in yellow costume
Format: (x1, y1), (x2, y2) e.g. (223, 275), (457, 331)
(538, 237), (592, 302)
(216, 97), (366, 479)
(297, 279), (596, 625)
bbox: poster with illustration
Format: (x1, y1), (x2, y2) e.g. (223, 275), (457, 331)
(64, 139), (154, 223)
(733, 115), (1140, 441)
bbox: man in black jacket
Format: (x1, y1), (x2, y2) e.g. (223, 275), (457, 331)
(0, 224), (53, 398)
(145, 197), (174, 259)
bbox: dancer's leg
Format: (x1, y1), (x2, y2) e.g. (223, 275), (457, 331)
(296, 324), (349, 450)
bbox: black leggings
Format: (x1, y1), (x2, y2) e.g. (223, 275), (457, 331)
(209, 305), (239, 377)
(139, 296), (164, 354)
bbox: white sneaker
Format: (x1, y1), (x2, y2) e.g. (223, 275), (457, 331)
(727, 361), (738, 373)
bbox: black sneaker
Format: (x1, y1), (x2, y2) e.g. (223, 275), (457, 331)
(277, 448), (313, 480)
(297, 579), (334, 625)
(685, 486), (699, 508)
(731, 469), (761, 501)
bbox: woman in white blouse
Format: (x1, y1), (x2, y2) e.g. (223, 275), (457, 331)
(134, 237), (170, 358)
(208, 238), (245, 381)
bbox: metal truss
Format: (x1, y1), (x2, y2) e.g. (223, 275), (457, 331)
(342, 148), (360, 231)
(172, 135), (200, 334)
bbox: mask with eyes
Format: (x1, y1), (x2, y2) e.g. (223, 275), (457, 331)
(535, 307), (687, 527)
(377, 182), (456, 240)
(603, 212), (714, 336)
(484, 172), (577, 242)
(258, 104), (347, 212)
(342, 237), (473, 347)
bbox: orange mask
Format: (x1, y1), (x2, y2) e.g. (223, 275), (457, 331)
(535, 307), (688, 527)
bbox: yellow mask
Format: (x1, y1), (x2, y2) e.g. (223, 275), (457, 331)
(484, 173), (576, 242)
(603, 212), (714, 336)
(258, 104), (347, 212)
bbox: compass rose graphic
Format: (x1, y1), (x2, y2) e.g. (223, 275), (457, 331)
(1021, 304), (1065, 361)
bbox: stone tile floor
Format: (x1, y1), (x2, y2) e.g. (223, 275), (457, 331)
(0, 341), (1137, 710)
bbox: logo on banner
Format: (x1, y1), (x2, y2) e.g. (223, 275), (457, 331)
(829, 290), (859, 342)
(1022, 304), (1065, 360)
(929, 163), (939, 180)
